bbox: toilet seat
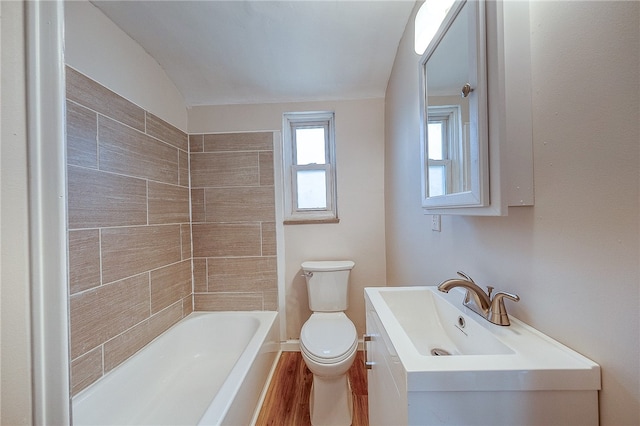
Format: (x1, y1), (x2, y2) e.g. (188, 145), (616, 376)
(300, 313), (357, 364)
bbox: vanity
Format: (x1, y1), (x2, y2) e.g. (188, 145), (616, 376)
(364, 287), (601, 426)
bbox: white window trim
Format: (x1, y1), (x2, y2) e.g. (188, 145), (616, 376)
(282, 111), (338, 224)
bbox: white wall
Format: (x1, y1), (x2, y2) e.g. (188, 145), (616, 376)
(65, 0), (187, 131)
(189, 99), (387, 339)
(385, 1), (639, 425)
(0, 2), (32, 424)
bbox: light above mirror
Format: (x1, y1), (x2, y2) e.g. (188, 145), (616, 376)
(414, 0), (457, 55)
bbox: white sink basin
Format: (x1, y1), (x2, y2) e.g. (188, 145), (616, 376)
(365, 286), (601, 392)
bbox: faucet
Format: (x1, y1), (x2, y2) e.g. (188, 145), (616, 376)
(437, 271), (520, 326)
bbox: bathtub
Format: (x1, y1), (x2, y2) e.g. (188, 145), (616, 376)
(72, 311), (280, 426)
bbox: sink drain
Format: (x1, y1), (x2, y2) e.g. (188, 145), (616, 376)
(430, 348), (451, 356)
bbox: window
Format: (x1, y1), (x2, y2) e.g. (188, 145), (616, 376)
(426, 105), (468, 197)
(282, 111), (338, 223)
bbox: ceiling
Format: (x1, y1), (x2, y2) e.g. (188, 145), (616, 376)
(91, 0), (416, 107)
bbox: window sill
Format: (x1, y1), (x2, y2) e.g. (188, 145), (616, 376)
(283, 217), (340, 225)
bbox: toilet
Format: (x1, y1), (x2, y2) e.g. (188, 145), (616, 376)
(299, 260), (357, 426)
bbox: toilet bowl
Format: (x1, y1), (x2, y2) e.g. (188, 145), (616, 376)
(299, 261), (357, 426)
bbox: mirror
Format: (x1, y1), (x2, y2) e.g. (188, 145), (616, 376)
(419, 0), (489, 210)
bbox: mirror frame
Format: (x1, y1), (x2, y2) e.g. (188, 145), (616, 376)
(419, 0), (489, 210)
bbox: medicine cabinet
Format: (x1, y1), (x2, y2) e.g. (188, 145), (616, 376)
(418, 0), (534, 215)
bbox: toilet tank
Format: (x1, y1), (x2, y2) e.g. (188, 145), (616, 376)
(302, 260), (355, 312)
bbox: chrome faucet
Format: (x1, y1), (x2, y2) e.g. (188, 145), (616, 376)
(437, 271), (520, 326)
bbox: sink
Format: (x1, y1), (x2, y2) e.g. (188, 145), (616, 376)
(379, 287), (513, 356)
(365, 286), (601, 393)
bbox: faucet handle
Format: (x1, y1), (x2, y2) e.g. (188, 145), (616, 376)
(456, 271), (475, 283)
(488, 291), (520, 326)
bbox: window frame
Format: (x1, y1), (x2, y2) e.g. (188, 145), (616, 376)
(282, 111), (338, 224)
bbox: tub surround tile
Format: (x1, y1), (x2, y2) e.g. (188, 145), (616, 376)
(101, 225), (182, 284)
(261, 222), (277, 256)
(192, 259), (207, 292)
(204, 186), (275, 222)
(203, 132), (273, 152)
(263, 290), (278, 311)
(190, 189), (206, 223)
(99, 116), (179, 185)
(68, 229), (101, 295)
(70, 274), (150, 360)
(180, 224), (192, 260)
(66, 69), (193, 396)
(179, 150), (189, 187)
(192, 223), (262, 257)
(68, 166), (148, 229)
(145, 112), (188, 151)
(71, 346), (103, 395)
(66, 101), (98, 169)
(182, 295), (194, 316)
(259, 151), (274, 186)
(103, 301), (183, 373)
(148, 181), (190, 225)
(194, 293), (263, 311)
(190, 152), (259, 188)
(189, 134), (204, 153)
(206, 257), (277, 292)
(150, 260), (192, 314)
(66, 66), (145, 132)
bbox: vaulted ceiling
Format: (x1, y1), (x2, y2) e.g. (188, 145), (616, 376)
(91, 0), (416, 106)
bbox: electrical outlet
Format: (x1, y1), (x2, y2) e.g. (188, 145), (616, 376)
(431, 214), (441, 232)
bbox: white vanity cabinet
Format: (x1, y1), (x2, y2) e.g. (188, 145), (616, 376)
(364, 288), (600, 426)
(365, 307), (407, 426)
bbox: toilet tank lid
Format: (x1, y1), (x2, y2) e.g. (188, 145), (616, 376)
(301, 260), (355, 272)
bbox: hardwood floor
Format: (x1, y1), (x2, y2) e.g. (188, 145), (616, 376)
(255, 351), (368, 426)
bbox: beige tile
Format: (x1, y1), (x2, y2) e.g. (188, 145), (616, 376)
(207, 257), (277, 292)
(150, 260), (192, 314)
(263, 290), (279, 311)
(259, 151), (274, 186)
(148, 181), (190, 225)
(71, 346), (103, 396)
(103, 302), (182, 373)
(192, 258), (207, 292)
(261, 222), (277, 256)
(99, 116), (179, 185)
(181, 224), (192, 260)
(68, 229), (101, 294)
(66, 100), (97, 168)
(146, 112), (188, 151)
(191, 189), (205, 223)
(190, 152), (259, 188)
(70, 274), (150, 359)
(179, 150), (189, 187)
(66, 67), (145, 132)
(194, 293), (263, 311)
(192, 223), (261, 257)
(182, 295), (194, 316)
(189, 134), (204, 153)
(204, 187), (275, 222)
(203, 132), (273, 152)
(68, 165), (147, 229)
(101, 225), (182, 284)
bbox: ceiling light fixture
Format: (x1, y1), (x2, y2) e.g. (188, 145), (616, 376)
(414, 0), (457, 55)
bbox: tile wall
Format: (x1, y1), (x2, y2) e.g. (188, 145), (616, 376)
(189, 133), (278, 311)
(66, 68), (279, 396)
(66, 67), (192, 395)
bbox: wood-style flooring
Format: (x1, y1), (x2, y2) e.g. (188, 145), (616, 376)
(255, 351), (368, 426)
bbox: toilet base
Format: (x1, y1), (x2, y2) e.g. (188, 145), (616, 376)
(309, 373), (353, 426)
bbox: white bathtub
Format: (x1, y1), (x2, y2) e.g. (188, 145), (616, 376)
(72, 311), (280, 426)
